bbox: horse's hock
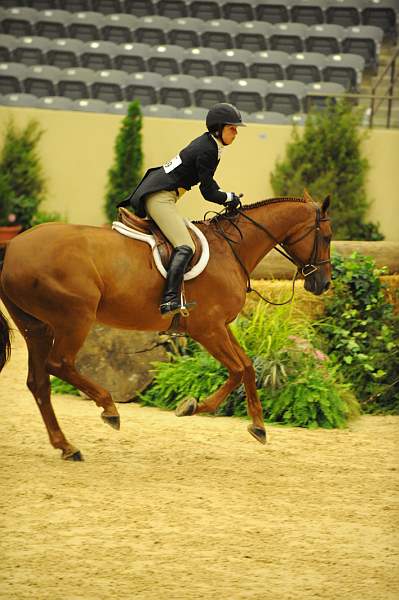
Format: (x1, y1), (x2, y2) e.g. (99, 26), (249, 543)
(76, 325), (168, 403)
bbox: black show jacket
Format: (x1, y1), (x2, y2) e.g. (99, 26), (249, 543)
(119, 132), (229, 217)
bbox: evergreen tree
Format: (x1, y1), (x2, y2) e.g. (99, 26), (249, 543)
(270, 101), (383, 240)
(104, 101), (143, 222)
(0, 118), (46, 228)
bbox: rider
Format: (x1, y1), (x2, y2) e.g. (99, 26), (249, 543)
(119, 102), (246, 318)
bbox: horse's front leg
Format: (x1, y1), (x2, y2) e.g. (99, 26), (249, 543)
(176, 324), (266, 444)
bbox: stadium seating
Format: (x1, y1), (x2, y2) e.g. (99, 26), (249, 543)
(193, 75), (232, 108)
(214, 48), (252, 79)
(34, 10), (72, 39)
(265, 80), (307, 114)
(0, 91), (41, 108)
(80, 40), (118, 70)
(113, 42), (149, 73)
(182, 47), (219, 77)
(248, 50), (289, 81)
(290, 0), (327, 26)
(235, 21), (271, 52)
(147, 44), (182, 76)
(142, 102), (180, 117)
(361, 0), (397, 40)
(200, 19), (240, 50)
(47, 38), (85, 68)
(11, 35), (50, 66)
(155, 0), (189, 19)
(101, 14), (137, 43)
(166, 17), (204, 48)
(24, 63), (61, 96)
(0, 62), (28, 94)
(39, 95), (75, 110)
(57, 66), (95, 99)
(285, 51), (326, 83)
(228, 77), (269, 113)
(124, 71), (163, 105)
(159, 73), (197, 108)
(305, 80), (346, 111)
(73, 97), (109, 111)
(0, 8), (38, 37)
(326, 0), (362, 27)
(323, 52), (365, 91)
(341, 24), (383, 72)
(90, 68), (127, 101)
(269, 23), (308, 53)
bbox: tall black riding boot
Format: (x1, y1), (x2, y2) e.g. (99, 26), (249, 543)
(160, 245), (196, 317)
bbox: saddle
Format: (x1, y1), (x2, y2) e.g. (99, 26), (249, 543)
(118, 207), (202, 271)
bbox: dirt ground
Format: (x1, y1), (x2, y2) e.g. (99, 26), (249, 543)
(0, 319), (398, 600)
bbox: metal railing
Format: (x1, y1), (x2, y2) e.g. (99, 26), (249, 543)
(369, 47), (399, 129)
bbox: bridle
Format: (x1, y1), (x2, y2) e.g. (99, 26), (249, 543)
(213, 203), (331, 306)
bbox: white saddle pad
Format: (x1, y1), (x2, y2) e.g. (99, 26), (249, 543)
(112, 218), (210, 281)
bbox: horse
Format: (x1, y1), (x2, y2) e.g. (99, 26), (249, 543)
(0, 190), (332, 461)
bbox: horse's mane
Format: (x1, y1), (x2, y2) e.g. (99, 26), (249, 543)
(194, 196), (307, 225)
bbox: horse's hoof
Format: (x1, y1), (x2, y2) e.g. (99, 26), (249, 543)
(247, 425), (267, 445)
(101, 414), (121, 430)
(175, 396), (197, 417)
(63, 449), (84, 461)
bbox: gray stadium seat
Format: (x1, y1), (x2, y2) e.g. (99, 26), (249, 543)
(73, 98), (109, 112)
(147, 45), (182, 76)
(11, 36), (51, 67)
(34, 10), (72, 39)
(235, 20), (272, 52)
(101, 14), (138, 44)
(39, 95), (75, 110)
(91, 0), (124, 15)
(245, 110), (290, 124)
(290, 0), (327, 26)
(107, 100), (129, 114)
(193, 75), (232, 108)
(24, 64), (61, 97)
(155, 0), (189, 18)
(323, 52), (365, 91)
(255, 1), (289, 24)
(265, 79), (307, 114)
(189, 1), (222, 20)
(124, 71), (162, 104)
(159, 73), (196, 108)
(81, 40), (118, 70)
(67, 12), (106, 42)
(182, 47), (218, 78)
(59, 0), (92, 11)
(178, 105), (209, 119)
(0, 92), (41, 108)
(47, 38), (85, 69)
(221, 0), (255, 23)
(141, 103), (180, 117)
(326, 0), (362, 27)
(124, 0), (156, 17)
(133, 15), (170, 46)
(248, 49), (289, 81)
(305, 80), (346, 111)
(90, 69), (127, 101)
(0, 34), (16, 62)
(57, 66), (95, 99)
(0, 62), (28, 95)
(341, 25), (383, 72)
(0, 8), (38, 37)
(291, 112), (307, 125)
(361, 0), (398, 41)
(113, 42), (150, 73)
(26, 0), (59, 7)
(166, 17), (204, 48)
(269, 22), (308, 53)
(228, 77), (269, 113)
(305, 23), (345, 54)
(286, 51), (326, 83)
(214, 48), (252, 80)
(201, 19), (240, 50)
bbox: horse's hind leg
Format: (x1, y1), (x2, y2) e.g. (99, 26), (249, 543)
(1, 297), (82, 460)
(46, 321), (120, 430)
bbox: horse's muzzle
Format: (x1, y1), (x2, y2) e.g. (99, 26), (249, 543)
(304, 274), (331, 296)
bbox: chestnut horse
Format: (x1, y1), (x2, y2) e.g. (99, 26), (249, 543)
(0, 191), (331, 461)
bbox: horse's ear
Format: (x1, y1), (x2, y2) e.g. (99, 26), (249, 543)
(322, 195), (330, 214)
(303, 188), (312, 203)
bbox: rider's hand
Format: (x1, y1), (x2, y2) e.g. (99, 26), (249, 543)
(224, 193), (243, 210)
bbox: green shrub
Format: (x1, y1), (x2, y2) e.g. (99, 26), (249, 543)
(31, 210), (65, 226)
(140, 302), (359, 428)
(51, 377), (80, 396)
(270, 101), (383, 241)
(104, 101), (143, 222)
(0, 118), (47, 228)
(317, 252), (399, 413)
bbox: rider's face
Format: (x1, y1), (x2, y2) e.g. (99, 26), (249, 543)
(222, 125), (238, 145)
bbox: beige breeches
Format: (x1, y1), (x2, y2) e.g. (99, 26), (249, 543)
(145, 190), (195, 251)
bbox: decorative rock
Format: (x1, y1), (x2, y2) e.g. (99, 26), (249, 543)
(76, 324), (168, 403)
(251, 241), (399, 279)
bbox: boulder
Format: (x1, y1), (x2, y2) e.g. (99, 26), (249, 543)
(251, 241), (399, 280)
(76, 324), (168, 403)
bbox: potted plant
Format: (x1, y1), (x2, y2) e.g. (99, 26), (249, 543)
(0, 118), (47, 243)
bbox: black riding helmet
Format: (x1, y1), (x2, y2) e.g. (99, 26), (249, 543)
(206, 102), (246, 144)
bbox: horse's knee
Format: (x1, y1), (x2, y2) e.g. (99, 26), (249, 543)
(243, 363), (256, 382)
(230, 367), (245, 386)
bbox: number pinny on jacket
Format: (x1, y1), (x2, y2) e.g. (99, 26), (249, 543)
(119, 132), (229, 218)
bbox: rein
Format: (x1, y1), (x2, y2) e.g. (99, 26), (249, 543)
(211, 200), (330, 306)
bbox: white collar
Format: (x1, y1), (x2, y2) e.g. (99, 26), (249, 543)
(211, 134), (224, 160)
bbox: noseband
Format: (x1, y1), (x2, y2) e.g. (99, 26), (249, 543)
(214, 204), (331, 306)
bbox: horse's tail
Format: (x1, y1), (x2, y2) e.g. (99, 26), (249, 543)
(0, 309), (11, 373)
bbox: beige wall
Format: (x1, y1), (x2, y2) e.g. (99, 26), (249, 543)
(1, 106), (398, 240)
